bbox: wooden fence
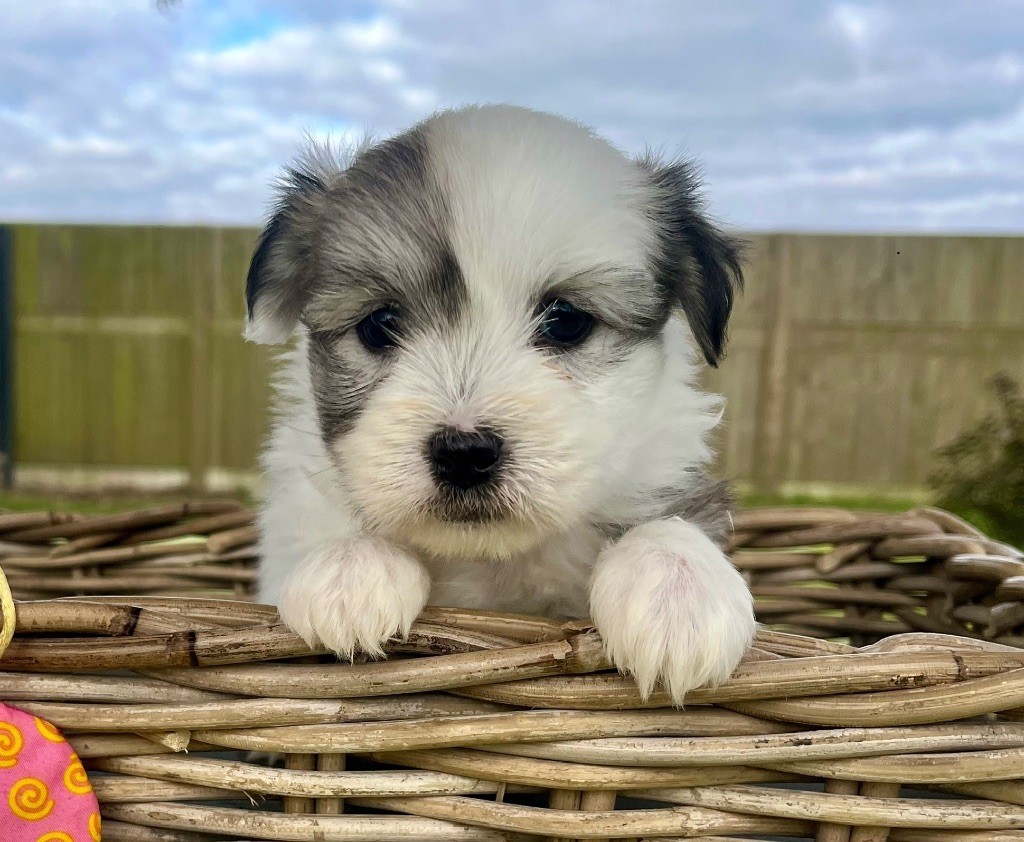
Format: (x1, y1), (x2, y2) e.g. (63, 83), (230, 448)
(6, 224), (269, 491)
(3, 224), (1023, 497)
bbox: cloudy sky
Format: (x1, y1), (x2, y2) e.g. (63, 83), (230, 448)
(2, 1), (1023, 231)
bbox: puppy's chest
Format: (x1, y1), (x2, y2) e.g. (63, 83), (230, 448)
(422, 527), (607, 619)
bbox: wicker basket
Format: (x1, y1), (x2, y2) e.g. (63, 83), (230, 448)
(2, 503), (1024, 841)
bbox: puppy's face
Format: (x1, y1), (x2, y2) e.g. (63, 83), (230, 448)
(246, 106), (742, 558)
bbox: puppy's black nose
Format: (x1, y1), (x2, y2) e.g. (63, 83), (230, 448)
(429, 427), (504, 490)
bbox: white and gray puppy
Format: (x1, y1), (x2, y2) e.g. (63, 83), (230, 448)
(246, 105), (755, 703)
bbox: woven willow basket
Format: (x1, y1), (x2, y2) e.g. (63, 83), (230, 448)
(2, 502), (1024, 841)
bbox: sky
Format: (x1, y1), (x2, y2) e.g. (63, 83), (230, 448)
(2, 1), (1023, 231)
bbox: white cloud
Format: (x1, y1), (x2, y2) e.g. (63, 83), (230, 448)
(0, 0), (1022, 230)
(340, 17), (401, 52)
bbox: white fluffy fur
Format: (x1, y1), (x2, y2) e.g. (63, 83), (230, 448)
(254, 106), (755, 704)
(279, 537), (430, 659)
(590, 517), (754, 700)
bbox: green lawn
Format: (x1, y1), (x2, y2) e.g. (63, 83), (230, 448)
(0, 490), (255, 514)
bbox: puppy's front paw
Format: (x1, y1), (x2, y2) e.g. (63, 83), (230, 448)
(279, 537), (430, 659)
(590, 518), (754, 705)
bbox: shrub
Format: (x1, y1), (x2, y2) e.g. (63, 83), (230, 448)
(930, 373), (1024, 548)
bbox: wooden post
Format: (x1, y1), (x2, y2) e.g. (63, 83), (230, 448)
(283, 753), (315, 814)
(850, 781), (900, 842)
(751, 234), (794, 496)
(548, 788), (583, 842)
(187, 229), (216, 492)
(315, 753), (346, 815)
(815, 777), (857, 842)
(549, 788), (617, 842)
(0, 226), (13, 489)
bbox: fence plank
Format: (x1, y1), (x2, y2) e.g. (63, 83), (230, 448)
(0, 226), (13, 488)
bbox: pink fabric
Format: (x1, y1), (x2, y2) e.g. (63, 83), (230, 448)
(0, 702), (100, 841)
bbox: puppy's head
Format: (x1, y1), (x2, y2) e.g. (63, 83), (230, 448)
(247, 105), (742, 558)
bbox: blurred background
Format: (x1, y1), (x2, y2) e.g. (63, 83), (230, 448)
(0, 1), (1021, 541)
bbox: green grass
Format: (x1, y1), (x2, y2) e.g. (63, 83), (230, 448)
(0, 490), (254, 515)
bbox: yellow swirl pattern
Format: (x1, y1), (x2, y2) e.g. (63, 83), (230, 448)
(34, 716), (64, 743)
(9, 777), (55, 821)
(89, 812), (102, 841)
(36, 833), (74, 842)
(0, 720), (23, 768)
(62, 752), (92, 795)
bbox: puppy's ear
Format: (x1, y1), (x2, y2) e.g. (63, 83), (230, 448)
(640, 157), (745, 367)
(244, 161), (338, 344)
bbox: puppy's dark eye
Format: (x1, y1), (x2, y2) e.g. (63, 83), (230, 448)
(356, 306), (401, 351)
(537, 299), (594, 347)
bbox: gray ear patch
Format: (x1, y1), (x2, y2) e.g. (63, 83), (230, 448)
(244, 128), (466, 346)
(244, 160), (339, 345)
(640, 156), (745, 367)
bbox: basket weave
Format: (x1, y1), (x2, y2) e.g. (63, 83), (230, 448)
(2, 502), (1024, 841)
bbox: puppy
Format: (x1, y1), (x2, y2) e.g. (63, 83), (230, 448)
(246, 105), (755, 703)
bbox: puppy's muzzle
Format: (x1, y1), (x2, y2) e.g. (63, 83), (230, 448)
(429, 427), (504, 491)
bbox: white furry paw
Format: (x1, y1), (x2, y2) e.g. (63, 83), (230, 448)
(278, 537), (431, 659)
(590, 517), (755, 705)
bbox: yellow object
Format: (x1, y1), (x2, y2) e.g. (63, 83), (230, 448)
(0, 563), (14, 660)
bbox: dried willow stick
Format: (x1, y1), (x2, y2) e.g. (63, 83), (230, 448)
(766, 745), (1024, 784)
(138, 730), (191, 751)
(92, 774), (244, 803)
(367, 747), (804, 790)
(0, 511), (79, 532)
(751, 584), (921, 608)
(1, 622), (317, 669)
(453, 650), (1024, 710)
(889, 831), (1024, 841)
(5, 501), (242, 543)
(912, 506), (988, 538)
(103, 802), (524, 840)
(125, 509), (255, 545)
(747, 514), (944, 549)
(207, 525), (260, 554)
(928, 779), (1024, 805)
(484, 721), (1024, 766)
(0, 671), (236, 703)
(100, 818), (226, 842)
(71, 734), (183, 758)
(3, 540), (210, 571)
(22, 697), (519, 733)
(4, 572), (243, 593)
(726, 666), (1024, 727)
(60, 594), (277, 625)
(816, 540), (874, 574)
(91, 754), (513, 797)
(49, 531), (126, 557)
(732, 507), (859, 531)
(416, 606), (569, 643)
(345, 794), (815, 838)
(2, 621), (608, 674)
(639, 784), (1024, 828)
(63, 644), (1001, 707)
(12, 600), (226, 636)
